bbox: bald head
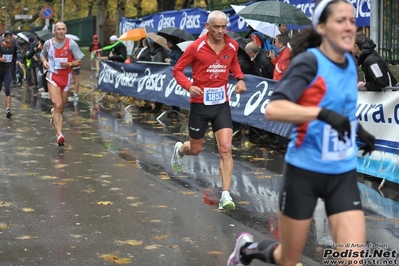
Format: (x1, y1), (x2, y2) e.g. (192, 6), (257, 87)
(207, 11), (227, 23)
(245, 41), (259, 54)
(54, 22), (67, 31)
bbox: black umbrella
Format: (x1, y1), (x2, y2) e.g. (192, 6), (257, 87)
(40, 33), (54, 41)
(157, 27), (195, 41)
(226, 32), (250, 51)
(237, 1), (311, 26)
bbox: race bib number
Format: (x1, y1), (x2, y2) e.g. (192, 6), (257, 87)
(3, 54), (12, 63)
(321, 121), (356, 160)
(203, 86), (226, 105)
(53, 58), (68, 69)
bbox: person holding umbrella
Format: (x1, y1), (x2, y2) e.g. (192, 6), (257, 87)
(171, 10), (246, 211)
(40, 22), (85, 146)
(228, 0), (374, 265)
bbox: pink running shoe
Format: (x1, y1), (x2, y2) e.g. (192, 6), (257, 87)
(57, 133), (65, 146)
(227, 232), (254, 266)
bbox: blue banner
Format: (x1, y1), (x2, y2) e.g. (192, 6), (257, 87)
(98, 61), (294, 138)
(121, 9), (209, 35)
(98, 61), (398, 185)
(120, 0), (370, 35)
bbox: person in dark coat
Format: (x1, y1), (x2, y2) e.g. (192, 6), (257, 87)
(149, 42), (168, 113)
(165, 37), (183, 117)
(244, 41), (274, 79)
(135, 38), (152, 62)
(352, 32), (398, 91)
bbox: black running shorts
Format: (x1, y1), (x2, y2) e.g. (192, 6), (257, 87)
(188, 102), (233, 139)
(279, 163), (363, 220)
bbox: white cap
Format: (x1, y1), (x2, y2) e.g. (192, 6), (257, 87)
(110, 35), (118, 41)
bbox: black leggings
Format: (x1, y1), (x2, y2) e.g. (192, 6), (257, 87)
(279, 163), (362, 220)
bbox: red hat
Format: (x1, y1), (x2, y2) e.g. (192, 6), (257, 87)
(93, 34), (98, 39)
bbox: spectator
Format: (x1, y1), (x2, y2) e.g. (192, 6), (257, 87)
(89, 34), (102, 78)
(352, 32), (397, 91)
(96, 35), (127, 62)
(245, 24), (277, 55)
(244, 41), (274, 79)
(278, 24), (288, 36)
(165, 37), (183, 117)
(25, 36), (38, 88)
(130, 38), (145, 63)
(269, 34), (291, 80)
(136, 38), (152, 62)
(150, 42), (168, 113)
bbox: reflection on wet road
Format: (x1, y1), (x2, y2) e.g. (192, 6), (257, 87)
(19, 88), (399, 264)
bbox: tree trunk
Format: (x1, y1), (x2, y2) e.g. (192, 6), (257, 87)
(116, 0), (127, 34)
(156, 0), (176, 12)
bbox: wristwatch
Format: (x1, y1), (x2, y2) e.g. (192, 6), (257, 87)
(236, 77), (245, 82)
(69, 63), (73, 68)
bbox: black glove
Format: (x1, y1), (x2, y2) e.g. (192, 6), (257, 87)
(357, 124), (375, 156)
(317, 108), (351, 142)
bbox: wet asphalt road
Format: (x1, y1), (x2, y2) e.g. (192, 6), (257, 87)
(0, 84), (398, 266)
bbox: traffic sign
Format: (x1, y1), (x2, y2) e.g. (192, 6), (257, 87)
(41, 6), (54, 19)
(15, 14), (33, 20)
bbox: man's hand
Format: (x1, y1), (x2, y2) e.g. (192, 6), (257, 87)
(235, 80), (246, 94)
(189, 85), (203, 97)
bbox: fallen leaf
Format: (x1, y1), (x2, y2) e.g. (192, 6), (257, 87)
(151, 220), (161, 223)
(129, 202), (143, 206)
(158, 174), (170, 180)
(41, 175), (58, 180)
(54, 164), (68, 169)
(0, 223), (12, 230)
(145, 244), (162, 250)
(152, 205), (168, 208)
(237, 201), (251, 205)
(249, 157), (271, 162)
(115, 239), (143, 246)
(113, 164), (126, 167)
(208, 250), (223, 255)
(181, 191), (196, 195)
(109, 188), (122, 191)
(153, 235), (169, 240)
(100, 175), (112, 178)
(16, 235), (39, 240)
(83, 189), (96, 193)
(255, 175), (272, 179)
(22, 208), (35, 212)
(126, 196), (137, 200)
(27, 172), (39, 176)
(97, 201), (113, 205)
(0, 201), (12, 207)
(53, 182), (68, 186)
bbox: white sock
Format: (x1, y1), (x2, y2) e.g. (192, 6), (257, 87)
(222, 190), (230, 198)
(176, 148), (183, 158)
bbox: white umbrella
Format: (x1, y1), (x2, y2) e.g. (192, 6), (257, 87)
(66, 34), (80, 41)
(17, 32), (29, 42)
(177, 40), (194, 52)
(231, 5), (281, 38)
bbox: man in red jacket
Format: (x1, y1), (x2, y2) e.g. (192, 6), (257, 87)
(171, 10), (246, 210)
(269, 34), (291, 81)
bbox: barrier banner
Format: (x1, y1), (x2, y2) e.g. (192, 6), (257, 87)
(356, 91), (399, 184)
(98, 61), (398, 185)
(98, 61), (294, 138)
(120, 0), (370, 35)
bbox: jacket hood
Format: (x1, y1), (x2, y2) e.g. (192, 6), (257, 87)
(361, 37), (376, 54)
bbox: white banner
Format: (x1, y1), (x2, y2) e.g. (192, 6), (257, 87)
(356, 91), (399, 184)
